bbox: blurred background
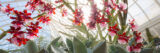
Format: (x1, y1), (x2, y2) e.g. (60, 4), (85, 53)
(0, 0), (160, 52)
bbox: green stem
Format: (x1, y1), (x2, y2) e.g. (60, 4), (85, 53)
(109, 35), (112, 42)
(0, 30), (9, 39)
(75, 0), (77, 9)
(62, 0), (75, 12)
(33, 13), (46, 19)
(97, 23), (104, 40)
(0, 28), (4, 31)
(123, 0), (128, 26)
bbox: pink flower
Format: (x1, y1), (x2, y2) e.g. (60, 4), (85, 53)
(136, 38), (143, 43)
(61, 8), (67, 17)
(88, 3), (100, 29)
(7, 37), (18, 45)
(127, 41), (143, 52)
(104, 1), (108, 7)
(0, 4), (14, 14)
(13, 31), (25, 38)
(118, 2), (127, 11)
(134, 31), (143, 43)
(55, 0), (63, 3)
(26, 0), (56, 15)
(26, 3), (36, 11)
(7, 37), (29, 46)
(72, 9), (83, 26)
(108, 24), (119, 36)
(96, 15), (109, 27)
(126, 45), (142, 52)
(100, 22), (106, 27)
(26, 35), (35, 40)
(0, 7), (7, 13)
(126, 46), (132, 52)
(1, 2), (48, 46)
(118, 32), (129, 44)
(37, 15), (51, 23)
(8, 26), (21, 34)
(129, 19), (138, 31)
(133, 43), (143, 52)
(73, 17), (83, 26)
(118, 39), (127, 44)
(133, 48), (141, 52)
(105, 8), (111, 15)
(87, 21), (96, 29)
(43, 3), (56, 15)
(108, 31), (116, 36)
(132, 25), (138, 31)
(111, 0), (117, 6)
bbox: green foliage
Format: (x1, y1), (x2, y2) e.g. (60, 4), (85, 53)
(140, 48), (154, 53)
(26, 40), (39, 53)
(50, 45), (64, 53)
(108, 45), (127, 53)
(50, 37), (61, 47)
(47, 37), (61, 53)
(97, 24), (104, 40)
(144, 28), (160, 48)
(87, 48), (93, 53)
(145, 28), (153, 43)
(0, 30), (9, 39)
(154, 48), (160, 53)
(75, 30), (87, 43)
(66, 39), (73, 53)
(59, 31), (73, 37)
(93, 41), (106, 53)
(74, 23), (93, 39)
(73, 37), (87, 53)
(140, 48), (160, 53)
(38, 49), (46, 53)
(0, 49), (8, 53)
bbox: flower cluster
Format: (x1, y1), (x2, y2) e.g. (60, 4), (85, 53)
(55, 0), (63, 3)
(72, 9), (83, 26)
(87, 0), (127, 29)
(7, 36), (29, 46)
(108, 24), (119, 36)
(0, 4), (14, 14)
(37, 15), (51, 23)
(26, 22), (42, 39)
(104, 0), (127, 11)
(118, 32), (130, 44)
(26, 0), (56, 14)
(129, 19), (138, 31)
(7, 26), (29, 46)
(7, 9), (33, 46)
(61, 8), (67, 17)
(87, 3), (101, 29)
(11, 10), (33, 26)
(126, 19), (143, 52)
(127, 43), (143, 52)
(96, 15), (109, 27)
(0, 3), (51, 46)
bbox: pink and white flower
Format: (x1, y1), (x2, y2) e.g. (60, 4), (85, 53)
(118, 32), (129, 44)
(118, 2), (127, 11)
(129, 19), (138, 31)
(109, 31), (116, 36)
(126, 43), (143, 52)
(108, 24), (119, 36)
